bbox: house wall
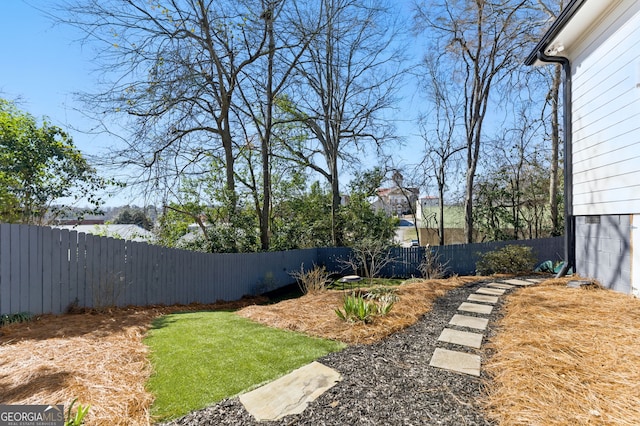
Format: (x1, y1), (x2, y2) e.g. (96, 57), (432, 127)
(564, 1), (640, 293)
(570, 0), (640, 216)
(575, 215), (631, 293)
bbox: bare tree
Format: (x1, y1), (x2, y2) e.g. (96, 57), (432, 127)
(281, 0), (406, 246)
(417, 52), (465, 245)
(536, 0), (566, 236)
(414, 0), (536, 243)
(60, 0), (273, 214)
(234, 0), (320, 249)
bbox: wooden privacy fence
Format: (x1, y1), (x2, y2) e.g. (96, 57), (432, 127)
(0, 224), (316, 316)
(319, 237), (564, 278)
(0, 223), (564, 316)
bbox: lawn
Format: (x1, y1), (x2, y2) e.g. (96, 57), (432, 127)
(144, 311), (345, 422)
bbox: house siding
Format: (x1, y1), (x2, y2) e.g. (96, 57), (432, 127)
(570, 0), (640, 216)
(575, 214), (631, 293)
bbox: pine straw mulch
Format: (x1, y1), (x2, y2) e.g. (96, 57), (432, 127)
(483, 277), (640, 425)
(5, 273), (639, 426)
(0, 297), (267, 426)
(237, 276), (479, 345)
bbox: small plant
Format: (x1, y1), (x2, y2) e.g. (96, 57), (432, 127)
(335, 293), (378, 324)
(365, 287), (398, 316)
(338, 238), (397, 285)
(336, 288), (398, 323)
(92, 270), (128, 311)
(65, 398), (90, 426)
(476, 245), (537, 275)
(418, 245), (449, 279)
(0, 312), (32, 326)
(290, 263), (329, 294)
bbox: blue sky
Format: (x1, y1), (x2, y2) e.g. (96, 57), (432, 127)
(1, 1), (426, 207)
(1, 1), (142, 206)
(1, 2), (98, 147)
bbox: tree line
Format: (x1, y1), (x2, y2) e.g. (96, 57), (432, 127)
(1, 0), (566, 251)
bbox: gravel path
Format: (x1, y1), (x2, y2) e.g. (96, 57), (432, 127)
(159, 280), (502, 425)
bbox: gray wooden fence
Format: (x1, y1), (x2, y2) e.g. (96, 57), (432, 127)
(318, 237), (564, 277)
(0, 224), (316, 315)
(0, 223), (564, 316)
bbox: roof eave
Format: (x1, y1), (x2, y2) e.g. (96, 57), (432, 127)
(524, 0), (587, 65)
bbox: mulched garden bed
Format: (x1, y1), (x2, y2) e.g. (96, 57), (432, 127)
(159, 280), (502, 425)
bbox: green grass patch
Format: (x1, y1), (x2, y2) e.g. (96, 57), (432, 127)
(144, 311), (345, 422)
(327, 277), (404, 290)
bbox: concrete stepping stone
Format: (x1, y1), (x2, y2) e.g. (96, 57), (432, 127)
(438, 328), (483, 349)
(503, 279), (534, 286)
(239, 361), (342, 421)
(468, 294), (499, 304)
(476, 287), (505, 296)
(449, 314), (489, 331)
(487, 282), (514, 289)
(527, 278), (545, 283)
(458, 302), (493, 315)
(429, 348), (481, 377)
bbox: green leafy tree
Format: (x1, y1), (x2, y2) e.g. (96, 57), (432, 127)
(113, 207), (153, 230)
(0, 99), (106, 224)
(155, 164), (259, 253)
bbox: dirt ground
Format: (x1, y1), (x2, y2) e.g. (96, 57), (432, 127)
(2, 275), (640, 425)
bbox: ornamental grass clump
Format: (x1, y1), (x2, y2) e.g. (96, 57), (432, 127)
(0, 312), (32, 326)
(290, 263), (329, 294)
(335, 288), (398, 323)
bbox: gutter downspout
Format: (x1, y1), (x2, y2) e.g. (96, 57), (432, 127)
(536, 51), (575, 277)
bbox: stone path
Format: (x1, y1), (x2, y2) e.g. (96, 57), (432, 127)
(428, 277), (539, 376)
(234, 277), (544, 422)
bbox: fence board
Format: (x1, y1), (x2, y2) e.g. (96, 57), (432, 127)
(46, 228), (58, 314)
(27, 226), (41, 314)
(75, 231), (86, 307)
(40, 228), (52, 314)
(0, 224), (10, 314)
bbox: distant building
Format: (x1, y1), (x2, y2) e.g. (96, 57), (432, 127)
(372, 172), (419, 216)
(51, 224), (153, 242)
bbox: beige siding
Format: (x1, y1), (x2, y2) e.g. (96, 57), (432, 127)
(570, 1), (640, 216)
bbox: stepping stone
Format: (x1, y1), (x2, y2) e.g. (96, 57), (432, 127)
(476, 287), (505, 296)
(449, 314), (489, 331)
(487, 282), (514, 289)
(438, 328), (483, 349)
(239, 361), (342, 421)
(429, 348), (481, 377)
(458, 302), (493, 315)
(468, 294), (499, 304)
(527, 278), (545, 283)
(503, 279), (534, 286)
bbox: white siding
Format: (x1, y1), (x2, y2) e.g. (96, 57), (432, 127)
(570, 1), (640, 216)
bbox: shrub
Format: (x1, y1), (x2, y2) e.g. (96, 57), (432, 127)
(290, 263), (329, 294)
(418, 244), (449, 279)
(476, 245), (536, 275)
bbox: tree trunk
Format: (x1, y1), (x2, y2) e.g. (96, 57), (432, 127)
(260, 12), (276, 251)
